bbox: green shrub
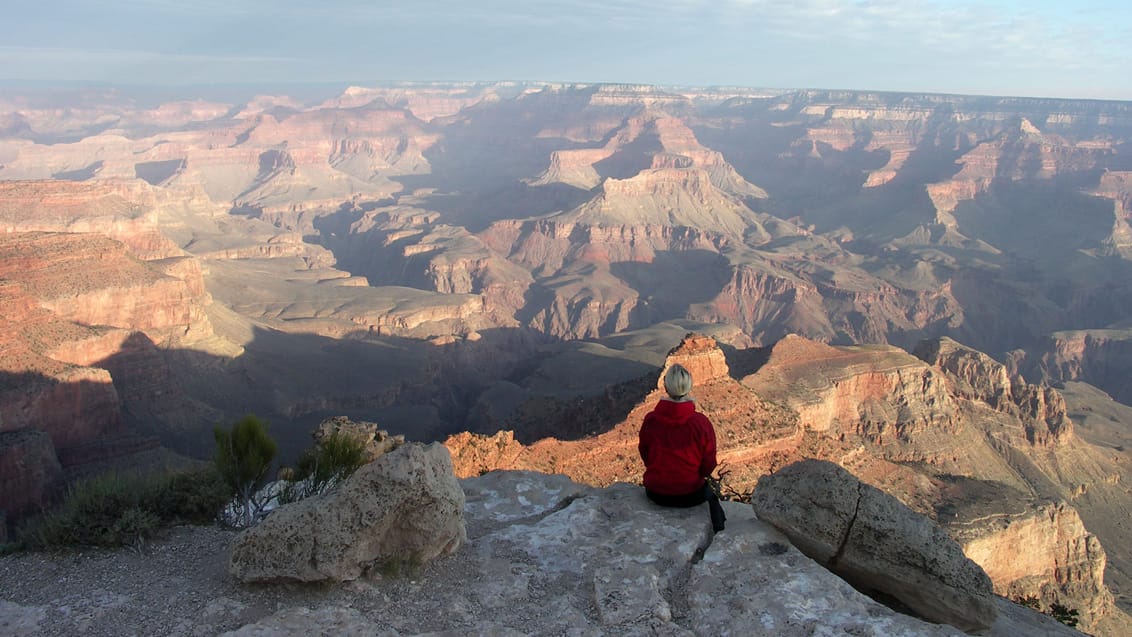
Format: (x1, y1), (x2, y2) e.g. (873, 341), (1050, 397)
(20, 471), (165, 549)
(1013, 596), (1081, 628)
(160, 465), (231, 525)
(379, 551), (423, 579)
(278, 432), (368, 504)
(214, 414), (277, 527)
(15, 464), (231, 551)
(1048, 603), (1080, 628)
(108, 508), (161, 544)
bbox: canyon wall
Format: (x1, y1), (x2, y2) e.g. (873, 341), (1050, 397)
(960, 502), (1113, 628)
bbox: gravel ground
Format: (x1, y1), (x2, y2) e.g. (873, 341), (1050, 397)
(0, 522), (523, 637)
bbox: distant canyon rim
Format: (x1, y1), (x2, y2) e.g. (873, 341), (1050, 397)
(2, 81), (1132, 634)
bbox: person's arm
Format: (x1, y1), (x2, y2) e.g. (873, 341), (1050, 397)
(638, 419), (651, 463)
(699, 416), (718, 478)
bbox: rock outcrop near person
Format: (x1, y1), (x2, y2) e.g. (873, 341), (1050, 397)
(228, 442), (465, 583)
(752, 459), (998, 633)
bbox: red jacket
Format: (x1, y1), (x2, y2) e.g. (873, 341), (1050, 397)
(638, 399), (718, 496)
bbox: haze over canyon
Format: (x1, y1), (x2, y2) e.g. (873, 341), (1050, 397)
(3, 82), (1132, 634)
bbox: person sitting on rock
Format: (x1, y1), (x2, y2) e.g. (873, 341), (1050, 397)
(638, 363), (726, 532)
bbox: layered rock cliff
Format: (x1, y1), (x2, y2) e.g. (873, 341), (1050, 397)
(0, 275), (131, 520)
(0, 232), (212, 346)
(8, 84), (1132, 359)
(959, 501), (1113, 628)
(916, 337), (1073, 445)
(0, 221), (215, 523)
(1015, 329), (1132, 406)
(0, 179), (185, 260)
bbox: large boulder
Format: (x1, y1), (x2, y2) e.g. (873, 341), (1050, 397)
(228, 442), (466, 583)
(752, 459), (998, 633)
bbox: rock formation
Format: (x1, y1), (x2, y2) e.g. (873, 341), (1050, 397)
(0, 225), (214, 528)
(312, 415), (405, 462)
(0, 180), (185, 260)
(752, 459), (998, 633)
(658, 331), (731, 387)
(228, 443), (465, 583)
(958, 501), (1113, 628)
(915, 337), (1073, 445)
(1017, 328), (1132, 406)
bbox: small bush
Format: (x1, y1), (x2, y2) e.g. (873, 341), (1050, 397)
(1048, 603), (1080, 628)
(1013, 596), (1081, 628)
(379, 551), (423, 579)
(15, 464), (231, 551)
(160, 466), (231, 525)
(278, 432), (368, 504)
(109, 508), (161, 544)
(20, 472), (165, 550)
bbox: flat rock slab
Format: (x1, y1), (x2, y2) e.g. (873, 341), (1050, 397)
(486, 482), (711, 578)
(460, 470), (593, 525)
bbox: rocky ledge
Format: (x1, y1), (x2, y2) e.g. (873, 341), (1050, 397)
(1, 462), (1083, 637)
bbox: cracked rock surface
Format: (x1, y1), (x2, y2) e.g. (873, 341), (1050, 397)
(1, 470), (1083, 636)
(751, 459), (999, 633)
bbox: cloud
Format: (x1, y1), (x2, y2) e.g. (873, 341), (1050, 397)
(2, 0), (1128, 98)
(76, 0), (262, 15)
(708, 0), (1131, 71)
(0, 46), (296, 83)
(0, 45), (292, 65)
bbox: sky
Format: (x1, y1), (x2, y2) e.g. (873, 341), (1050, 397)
(2, 0), (1131, 101)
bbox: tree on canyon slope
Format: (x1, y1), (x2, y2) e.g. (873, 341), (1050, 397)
(214, 414), (277, 527)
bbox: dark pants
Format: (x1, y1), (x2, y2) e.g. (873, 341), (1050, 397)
(646, 482), (726, 532)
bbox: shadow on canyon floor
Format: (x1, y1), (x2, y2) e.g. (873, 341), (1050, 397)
(720, 343), (773, 380)
(395, 178), (595, 233)
(7, 325), (666, 469)
(611, 249), (733, 325)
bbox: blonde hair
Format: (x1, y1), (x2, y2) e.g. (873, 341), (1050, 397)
(663, 364), (693, 400)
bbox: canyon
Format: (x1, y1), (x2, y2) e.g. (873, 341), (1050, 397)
(2, 82), (1132, 634)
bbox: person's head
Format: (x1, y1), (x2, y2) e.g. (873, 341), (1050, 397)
(663, 364), (693, 401)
